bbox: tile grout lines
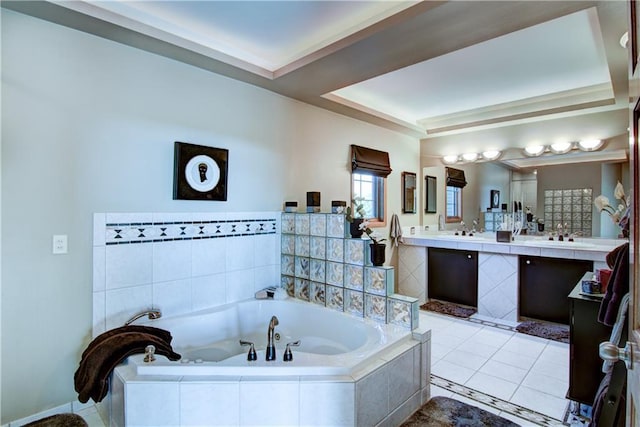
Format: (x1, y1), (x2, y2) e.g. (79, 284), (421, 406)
(431, 374), (567, 426)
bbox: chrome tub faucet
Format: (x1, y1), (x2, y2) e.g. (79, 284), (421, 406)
(266, 315), (279, 361)
(124, 309), (162, 326)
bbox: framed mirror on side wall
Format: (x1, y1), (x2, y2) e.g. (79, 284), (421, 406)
(425, 175), (437, 213)
(402, 172), (417, 213)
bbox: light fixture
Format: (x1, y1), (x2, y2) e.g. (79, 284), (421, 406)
(523, 145), (546, 156)
(577, 139), (603, 151)
(482, 150), (501, 160)
(461, 152), (479, 162)
(620, 31), (629, 49)
(442, 155), (459, 165)
(549, 141), (573, 154)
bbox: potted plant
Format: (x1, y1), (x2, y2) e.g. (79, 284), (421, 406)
(345, 197), (367, 238)
(366, 227), (387, 266)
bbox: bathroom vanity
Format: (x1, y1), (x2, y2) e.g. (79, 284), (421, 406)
(398, 232), (623, 324)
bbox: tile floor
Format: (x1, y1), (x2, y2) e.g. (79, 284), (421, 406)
(423, 310), (584, 426)
(75, 310), (582, 427)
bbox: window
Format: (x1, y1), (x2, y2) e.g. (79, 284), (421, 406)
(352, 172), (386, 224)
(446, 185), (462, 222)
(445, 167), (466, 223)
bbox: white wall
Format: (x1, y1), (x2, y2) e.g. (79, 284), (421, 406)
(1, 9), (419, 423)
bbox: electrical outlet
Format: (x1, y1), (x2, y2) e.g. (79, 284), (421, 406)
(53, 235), (68, 254)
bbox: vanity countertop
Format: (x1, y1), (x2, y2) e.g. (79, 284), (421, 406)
(402, 232), (625, 261)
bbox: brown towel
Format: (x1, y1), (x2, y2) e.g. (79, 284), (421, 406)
(598, 243), (629, 326)
(80, 325), (173, 359)
(74, 331), (181, 403)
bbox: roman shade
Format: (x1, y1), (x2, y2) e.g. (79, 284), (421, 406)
(351, 145), (392, 178)
(446, 167), (467, 188)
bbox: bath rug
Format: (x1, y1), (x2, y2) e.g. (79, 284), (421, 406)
(23, 413), (88, 427)
(401, 396), (520, 426)
(515, 320), (569, 343)
(420, 300), (477, 318)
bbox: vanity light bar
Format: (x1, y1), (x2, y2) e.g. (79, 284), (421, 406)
(522, 139), (603, 157)
(441, 150), (502, 165)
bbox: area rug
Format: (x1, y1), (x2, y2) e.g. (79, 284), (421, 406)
(23, 414), (88, 427)
(515, 320), (569, 343)
(401, 396), (520, 426)
(420, 300), (477, 318)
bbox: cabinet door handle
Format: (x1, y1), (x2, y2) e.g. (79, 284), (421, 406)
(526, 260), (531, 265)
(467, 254), (472, 259)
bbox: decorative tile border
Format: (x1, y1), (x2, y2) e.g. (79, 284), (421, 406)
(431, 375), (566, 426)
(105, 218), (277, 245)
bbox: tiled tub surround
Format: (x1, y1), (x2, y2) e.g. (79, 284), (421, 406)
(281, 212), (420, 330)
(110, 299), (432, 426)
(398, 232), (623, 323)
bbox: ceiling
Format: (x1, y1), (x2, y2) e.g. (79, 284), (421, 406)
(4, 1), (631, 169)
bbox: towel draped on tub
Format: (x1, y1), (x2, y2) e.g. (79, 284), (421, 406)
(74, 325), (181, 403)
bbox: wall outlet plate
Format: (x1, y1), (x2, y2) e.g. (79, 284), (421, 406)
(53, 235), (68, 254)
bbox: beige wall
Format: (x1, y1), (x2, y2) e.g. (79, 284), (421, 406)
(1, 9), (419, 423)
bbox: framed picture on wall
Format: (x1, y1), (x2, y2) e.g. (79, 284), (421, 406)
(490, 190), (500, 209)
(173, 141), (228, 201)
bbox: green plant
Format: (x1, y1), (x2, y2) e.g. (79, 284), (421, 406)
(345, 196), (366, 223)
(344, 197), (386, 244)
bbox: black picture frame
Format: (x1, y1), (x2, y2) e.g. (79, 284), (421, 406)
(402, 172), (417, 213)
(425, 175), (437, 213)
(173, 141), (228, 201)
(490, 190), (500, 209)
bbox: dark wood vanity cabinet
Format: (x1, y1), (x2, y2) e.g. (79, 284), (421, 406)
(428, 247), (478, 307)
(568, 281), (612, 405)
(518, 256), (593, 324)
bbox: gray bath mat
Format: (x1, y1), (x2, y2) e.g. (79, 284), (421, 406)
(402, 396), (520, 426)
(420, 300), (477, 318)
(516, 320), (569, 343)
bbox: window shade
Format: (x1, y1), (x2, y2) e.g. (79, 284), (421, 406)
(446, 167), (467, 188)
(351, 145), (392, 178)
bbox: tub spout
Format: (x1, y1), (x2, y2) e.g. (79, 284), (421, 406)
(266, 315), (279, 361)
(124, 309), (162, 326)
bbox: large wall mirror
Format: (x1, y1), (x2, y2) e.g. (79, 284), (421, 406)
(425, 175), (437, 213)
(402, 172), (417, 213)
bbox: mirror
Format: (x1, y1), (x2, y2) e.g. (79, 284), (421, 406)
(425, 175), (436, 213)
(402, 172), (417, 213)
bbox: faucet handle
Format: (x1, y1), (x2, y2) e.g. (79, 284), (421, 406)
(283, 340), (301, 362)
(239, 340), (257, 361)
(144, 345), (156, 363)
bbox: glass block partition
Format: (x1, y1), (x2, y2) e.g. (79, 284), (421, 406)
(281, 213), (419, 330)
(543, 188), (593, 237)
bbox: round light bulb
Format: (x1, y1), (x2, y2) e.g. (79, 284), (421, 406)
(442, 155), (459, 164)
(523, 145), (545, 156)
(461, 152), (479, 162)
(482, 150), (501, 160)
(549, 141), (573, 154)
(578, 139), (603, 151)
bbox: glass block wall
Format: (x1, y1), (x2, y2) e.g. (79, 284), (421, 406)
(281, 213), (419, 330)
(543, 188), (593, 237)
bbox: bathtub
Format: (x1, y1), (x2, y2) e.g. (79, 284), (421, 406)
(111, 298), (431, 426)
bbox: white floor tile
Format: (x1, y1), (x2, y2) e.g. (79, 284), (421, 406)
(510, 385), (569, 420)
(478, 360), (528, 384)
(432, 360), (476, 384)
(430, 331), (467, 350)
(490, 348), (538, 370)
(521, 371), (569, 399)
(501, 334), (549, 357)
(468, 327), (515, 348)
(464, 372), (519, 401)
(440, 348), (489, 371)
(76, 406), (107, 427)
(530, 358), (569, 382)
(455, 339), (500, 359)
(430, 344), (451, 363)
(444, 321), (484, 340)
